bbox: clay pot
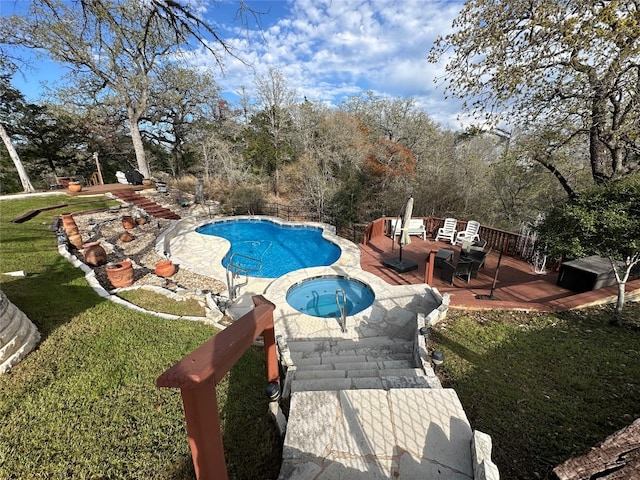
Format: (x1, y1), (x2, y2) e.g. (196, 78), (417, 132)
(122, 216), (135, 229)
(135, 216), (147, 226)
(154, 259), (176, 278)
(119, 231), (134, 243)
(68, 182), (82, 192)
(82, 242), (107, 266)
(61, 214), (78, 231)
(105, 261), (134, 288)
(59, 214), (84, 249)
(67, 233), (84, 250)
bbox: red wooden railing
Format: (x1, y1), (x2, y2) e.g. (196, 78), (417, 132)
(370, 217), (530, 259)
(156, 295), (279, 480)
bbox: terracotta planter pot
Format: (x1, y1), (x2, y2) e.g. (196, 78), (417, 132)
(68, 183), (82, 192)
(154, 260), (176, 278)
(61, 214), (78, 234)
(119, 231), (134, 243)
(82, 241), (107, 266)
(135, 216), (147, 226)
(67, 233), (84, 250)
(122, 216), (135, 229)
(105, 261), (134, 288)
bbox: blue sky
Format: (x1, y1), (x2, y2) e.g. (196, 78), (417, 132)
(5, 0), (467, 128)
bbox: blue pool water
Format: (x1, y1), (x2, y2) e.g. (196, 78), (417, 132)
(196, 219), (342, 278)
(286, 276), (375, 318)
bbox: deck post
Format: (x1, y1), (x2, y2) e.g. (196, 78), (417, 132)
(180, 378), (227, 480)
(156, 295), (278, 480)
(425, 249), (437, 285)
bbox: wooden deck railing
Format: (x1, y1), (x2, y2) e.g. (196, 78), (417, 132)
(156, 295), (279, 480)
(366, 217), (531, 259)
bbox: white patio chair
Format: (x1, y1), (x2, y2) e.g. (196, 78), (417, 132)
(455, 220), (481, 245)
(434, 218), (457, 244)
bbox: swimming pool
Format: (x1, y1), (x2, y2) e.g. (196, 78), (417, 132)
(195, 219), (342, 278)
(286, 275), (375, 318)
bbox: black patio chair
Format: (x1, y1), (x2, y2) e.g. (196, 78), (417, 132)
(441, 258), (474, 285)
(461, 247), (492, 278)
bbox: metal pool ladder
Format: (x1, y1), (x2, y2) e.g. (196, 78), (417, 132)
(226, 253), (261, 300)
(335, 289), (347, 332)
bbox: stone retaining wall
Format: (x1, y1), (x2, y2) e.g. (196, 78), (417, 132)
(0, 290), (40, 374)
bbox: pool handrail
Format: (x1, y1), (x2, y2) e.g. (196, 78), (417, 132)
(226, 252), (262, 300)
(335, 288), (347, 332)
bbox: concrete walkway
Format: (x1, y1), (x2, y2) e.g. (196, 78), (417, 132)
(280, 389), (475, 479)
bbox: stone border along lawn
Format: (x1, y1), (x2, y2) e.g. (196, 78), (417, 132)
(58, 242), (230, 330)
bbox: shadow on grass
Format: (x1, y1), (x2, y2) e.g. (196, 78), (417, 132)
(432, 309), (640, 479)
(1, 254), (108, 339)
(1, 195), (118, 339)
(220, 346), (284, 480)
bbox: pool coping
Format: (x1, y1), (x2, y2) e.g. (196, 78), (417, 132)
(157, 215), (447, 341)
(157, 215), (362, 290)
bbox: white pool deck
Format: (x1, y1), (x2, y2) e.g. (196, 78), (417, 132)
(160, 216), (498, 480)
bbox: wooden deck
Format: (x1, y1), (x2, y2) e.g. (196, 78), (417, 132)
(360, 233), (640, 312)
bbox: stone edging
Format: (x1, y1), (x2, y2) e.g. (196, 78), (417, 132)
(57, 244), (229, 330)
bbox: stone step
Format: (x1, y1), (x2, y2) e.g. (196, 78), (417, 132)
(290, 349), (413, 362)
(111, 191), (181, 220)
(295, 357), (413, 370)
(294, 367), (424, 381)
(291, 374), (433, 392)
(285, 337), (413, 355)
(278, 389), (476, 479)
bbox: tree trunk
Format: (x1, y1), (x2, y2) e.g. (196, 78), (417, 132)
(590, 94), (610, 185)
(612, 281), (626, 326)
(127, 106), (150, 179)
(0, 122), (35, 193)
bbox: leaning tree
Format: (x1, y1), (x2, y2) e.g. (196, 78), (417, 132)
(0, 0), (242, 180)
(0, 59), (34, 192)
(537, 175), (640, 323)
(429, 0), (640, 197)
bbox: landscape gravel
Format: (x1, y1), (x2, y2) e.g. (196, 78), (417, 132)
(68, 190), (227, 297)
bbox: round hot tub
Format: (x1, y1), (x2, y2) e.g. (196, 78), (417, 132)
(286, 275), (375, 318)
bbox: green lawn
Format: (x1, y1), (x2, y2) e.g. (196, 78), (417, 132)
(0, 195), (281, 479)
(432, 308), (640, 479)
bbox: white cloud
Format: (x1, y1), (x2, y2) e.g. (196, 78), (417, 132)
(193, 0), (467, 129)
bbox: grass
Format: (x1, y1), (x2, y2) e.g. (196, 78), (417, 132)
(431, 308), (640, 479)
(0, 194), (282, 479)
(118, 289), (206, 317)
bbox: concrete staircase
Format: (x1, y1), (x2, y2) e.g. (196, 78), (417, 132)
(281, 336), (441, 396)
(277, 336), (499, 479)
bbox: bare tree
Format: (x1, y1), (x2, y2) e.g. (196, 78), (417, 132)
(1, 0), (245, 179)
(429, 0), (640, 191)
(253, 68), (297, 197)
